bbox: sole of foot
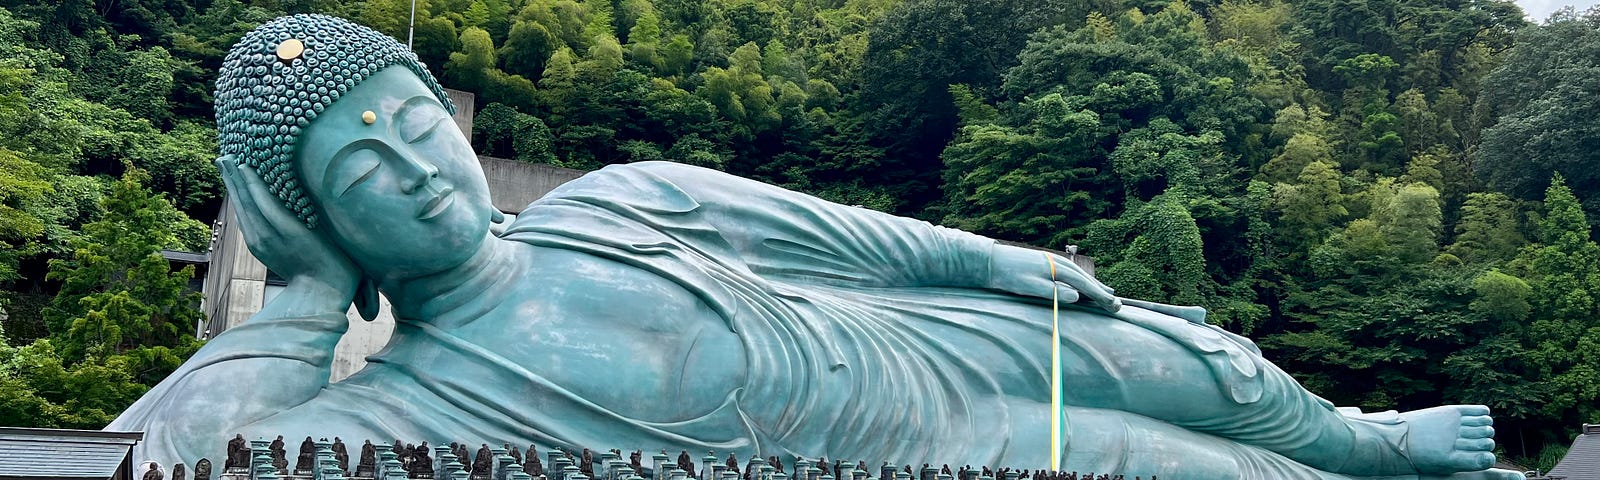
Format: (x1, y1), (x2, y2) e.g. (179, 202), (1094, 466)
(1401, 405), (1497, 474)
(1417, 468), (1525, 480)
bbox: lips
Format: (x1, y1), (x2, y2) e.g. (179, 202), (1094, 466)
(418, 186), (455, 220)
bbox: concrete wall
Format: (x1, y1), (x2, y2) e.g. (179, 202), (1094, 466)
(330, 294), (397, 381)
(200, 202), (266, 338)
(445, 89), (475, 144)
(479, 157), (587, 212)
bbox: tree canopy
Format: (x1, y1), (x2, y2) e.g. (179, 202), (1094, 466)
(2, 0), (1599, 469)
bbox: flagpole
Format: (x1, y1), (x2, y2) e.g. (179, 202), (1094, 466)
(407, 0), (417, 48)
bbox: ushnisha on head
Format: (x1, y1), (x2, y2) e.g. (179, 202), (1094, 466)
(214, 14), (455, 228)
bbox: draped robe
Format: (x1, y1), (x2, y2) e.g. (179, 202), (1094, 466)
(111, 162), (1390, 479)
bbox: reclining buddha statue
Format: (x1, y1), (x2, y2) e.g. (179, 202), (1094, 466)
(109, 14), (1521, 480)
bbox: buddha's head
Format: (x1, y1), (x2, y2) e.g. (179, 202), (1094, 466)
(216, 15), (495, 277)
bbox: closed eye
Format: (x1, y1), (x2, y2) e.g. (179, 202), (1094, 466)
(395, 95), (449, 143)
(338, 151), (382, 197)
(403, 112), (448, 144)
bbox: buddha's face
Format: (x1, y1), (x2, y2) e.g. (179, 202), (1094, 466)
(296, 65), (493, 278)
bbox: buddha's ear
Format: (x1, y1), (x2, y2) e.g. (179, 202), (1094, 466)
(355, 276), (380, 321)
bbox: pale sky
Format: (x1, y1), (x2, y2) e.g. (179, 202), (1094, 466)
(1517, 0), (1599, 21)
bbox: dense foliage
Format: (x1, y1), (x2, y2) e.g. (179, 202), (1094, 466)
(1, 0), (1598, 469)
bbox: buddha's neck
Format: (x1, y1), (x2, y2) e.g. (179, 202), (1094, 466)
(379, 234), (525, 323)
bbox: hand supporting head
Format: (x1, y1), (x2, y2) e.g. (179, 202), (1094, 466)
(216, 15), (497, 282)
(215, 14), (456, 229)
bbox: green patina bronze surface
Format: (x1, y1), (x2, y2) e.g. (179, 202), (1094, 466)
(214, 14), (454, 228)
(110, 15), (1523, 480)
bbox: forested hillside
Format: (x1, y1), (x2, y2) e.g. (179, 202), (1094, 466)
(1, 0), (1599, 468)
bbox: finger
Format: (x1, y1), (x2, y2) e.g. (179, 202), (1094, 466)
(1054, 259), (1117, 308)
(217, 157), (280, 241)
(216, 158), (258, 231)
(1460, 425), (1494, 439)
(1459, 415), (1493, 427)
(1451, 451), (1495, 471)
(1454, 438), (1494, 451)
(1052, 282), (1081, 304)
(234, 161), (305, 236)
(1121, 297), (1205, 323)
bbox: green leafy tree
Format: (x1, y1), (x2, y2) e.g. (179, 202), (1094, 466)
(1506, 176), (1600, 430)
(1262, 132), (1336, 183)
(1478, 9), (1600, 222)
(82, 46), (178, 127)
(1379, 182), (1443, 264)
(42, 169), (205, 365)
(446, 27), (500, 93)
(1447, 192), (1524, 263)
(1273, 160), (1347, 252)
(502, 19), (560, 80)
(0, 335), (149, 428)
(723, 0), (783, 47)
(940, 93), (1112, 247)
(447, 27), (539, 110)
(1086, 193), (1209, 305)
(474, 103), (559, 164)
(624, 1), (664, 70)
(660, 34), (694, 76)
(696, 42), (781, 138)
(857, 0), (1092, 210)
(0, 148), (49, 284)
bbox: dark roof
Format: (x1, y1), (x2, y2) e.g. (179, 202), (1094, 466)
(1547, 424), (1600, 480)
(0, 428), (142, 480)
(1499, 459), (1532, 472)
(159, 250), (209, 264)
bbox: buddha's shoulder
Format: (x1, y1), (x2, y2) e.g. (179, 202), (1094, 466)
(510, 242), (716, 317)
(533, 162), (731, 207)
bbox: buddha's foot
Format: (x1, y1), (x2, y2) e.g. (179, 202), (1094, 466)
(1331, 404), (1497, 477)
(1337, 404), (1497, 476)
(1416, 468), (1525, 480)
(1401, 405), (1497, 474)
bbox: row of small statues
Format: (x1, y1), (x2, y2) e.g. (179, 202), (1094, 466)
(155, 435), (1160, 480)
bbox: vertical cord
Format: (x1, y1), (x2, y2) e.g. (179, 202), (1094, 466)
(1046, 253), (1062, 471)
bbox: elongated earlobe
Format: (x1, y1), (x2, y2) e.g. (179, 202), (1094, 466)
(491, 208), (505, 223)
(355, 276), (380, 321)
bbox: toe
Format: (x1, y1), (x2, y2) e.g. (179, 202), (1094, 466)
(1460, 425), (1495, 439)
(1475, 468), (1527, 480)
(1423, 469), (1528, 480)
(1456, 438), (1495, 451)
(1460, 415), (1494, 427)
(1490, 469), (1528, 480)
(1451, 451), (1496, 471)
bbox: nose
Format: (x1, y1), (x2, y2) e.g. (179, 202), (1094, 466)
(398, 155), (440, 194)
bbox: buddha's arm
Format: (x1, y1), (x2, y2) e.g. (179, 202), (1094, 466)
(536, 161), (1115, 307)
(108, 281), (349, 462)
(613, 162), (1007, 288)
(114, 157), (365, 444)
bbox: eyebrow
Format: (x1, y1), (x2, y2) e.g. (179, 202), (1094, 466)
(394, 95), (445, 140)
(322, 138), (390, 197)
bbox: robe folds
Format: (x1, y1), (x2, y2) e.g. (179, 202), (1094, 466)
(112, 162), (1379, 479)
